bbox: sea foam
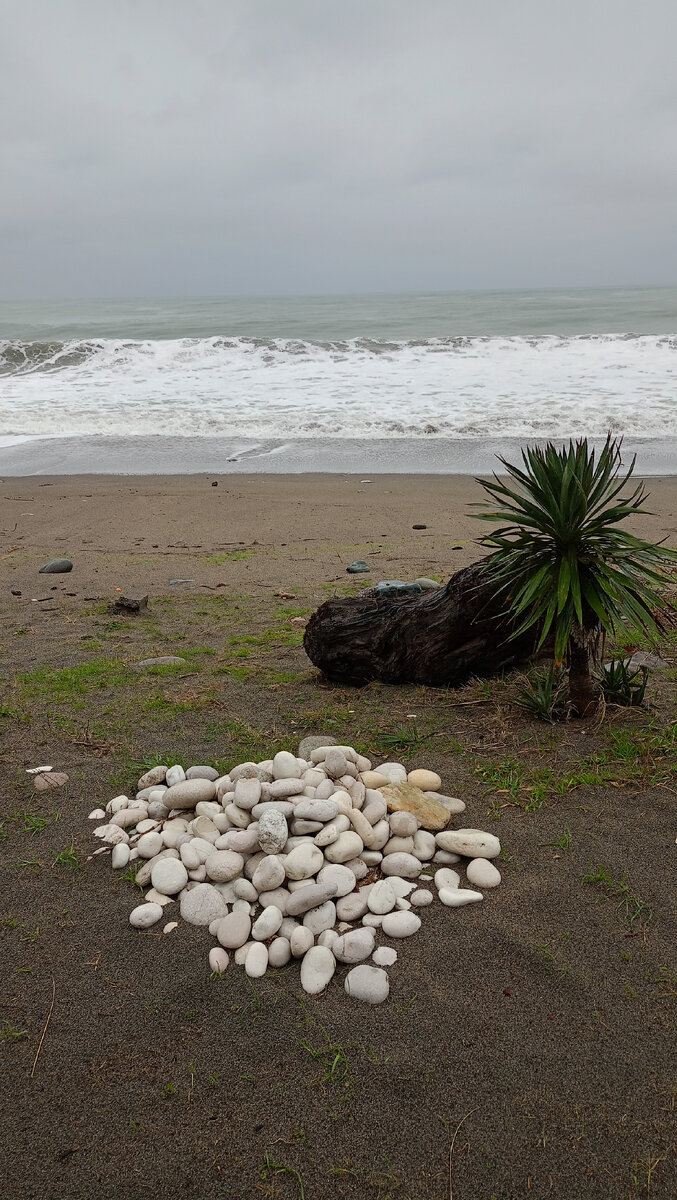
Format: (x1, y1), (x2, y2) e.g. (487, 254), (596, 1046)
(1, 334), (675, 440)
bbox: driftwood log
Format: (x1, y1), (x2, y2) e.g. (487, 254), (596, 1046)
(303, 560), (539, 687)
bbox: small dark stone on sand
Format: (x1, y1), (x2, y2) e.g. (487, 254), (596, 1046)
(412, 524), (427, 530)
(212, 481), (218, 486)
(39, 558), (73, 574)
(452, 545), (463, 550)
(10, 588), (21, 596)
(346, 561), (370, 574)
(110, 593), (148, 613)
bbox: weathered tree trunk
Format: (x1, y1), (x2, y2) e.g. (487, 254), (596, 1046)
(567, 635), (599, 717)
(303, 560), (541, 687)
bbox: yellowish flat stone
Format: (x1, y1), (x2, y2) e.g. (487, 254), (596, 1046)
(380, 782), (450, 831)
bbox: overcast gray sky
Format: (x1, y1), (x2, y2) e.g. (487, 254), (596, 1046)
(1, 0), (676, 298)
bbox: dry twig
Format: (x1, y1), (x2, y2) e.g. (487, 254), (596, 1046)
(30, 973), (56, 1079)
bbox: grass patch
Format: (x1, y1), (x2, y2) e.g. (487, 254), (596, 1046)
(581, 862), (653, 928)
(18, 658), (133, 706)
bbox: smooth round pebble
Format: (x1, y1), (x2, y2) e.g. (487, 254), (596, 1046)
(136, 831), (163, 859)
(129, 902), (163, 929)
(410, 888), (433, 906)
(381, 910), (421, 937)
(150, 858), (188, 895)
(180, 883), (228, 925)
(367, 879), (397, 914)
(209, 947), (230, 973)
(268, 937), (291, 967)
(252, 905), (284, 940)
(467, 858), (502, 887)
(245, 942), (269, 978)
(345, 964), (390, 1004)
(300, 945), (336, 994)
(216, 911), (252, 948)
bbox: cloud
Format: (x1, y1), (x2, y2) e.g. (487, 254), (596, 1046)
(1, 0), (676, 296)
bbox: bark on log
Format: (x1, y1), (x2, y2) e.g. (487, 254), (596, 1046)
(303, 559), (539, 687)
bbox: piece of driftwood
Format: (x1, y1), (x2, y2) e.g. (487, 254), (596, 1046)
(303, 560), (539, 687)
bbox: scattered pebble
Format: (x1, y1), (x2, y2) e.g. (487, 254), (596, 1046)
(39, 558), (73, 573)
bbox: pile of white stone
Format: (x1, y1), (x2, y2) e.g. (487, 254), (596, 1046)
(89, 742), (502, 1005)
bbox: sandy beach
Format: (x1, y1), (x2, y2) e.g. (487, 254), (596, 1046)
(2, 472), (676, 601)
(1, 471), (675, 1199)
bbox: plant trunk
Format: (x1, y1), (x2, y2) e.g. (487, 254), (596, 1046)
(303, 559), (543, 687)
(567, 635), (599, 717)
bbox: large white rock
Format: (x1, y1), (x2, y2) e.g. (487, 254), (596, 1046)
(467, 858), (502, 888)
(234, 776), (261, 810)
(129, 902), (163, 929)
(427, 792), (466, 815)
(294, 798), (338, 822)
(324, 831), (363, 863)
(180, 884), (228, 925)
(285, 882), (337, 916)
(336, 891), (369, 921)
(389, 810), (418, 837)
(381, 852), (422, 879)
(137, 765), (167, 789)
(136, 831), (163, 859)
(257, 809), (288, 854)
(268, 937), (291, 967)
(205, 850), (245, 883)
(435, 829), (501, 859)
(163, 779), (216, 810)
(284, 843), (324, 879)
(412, 830), (436, 861)
(150, 858), (188, 895)
(345, 964), (390, 1004)
(216, 911), (252, 948)
(303, 900), (336, 934)
(252, 854), (286, 893)
(367, 879), (397, 914)
(374, 761), (407, 784)
(381, 910), (421, 938)
(166, 764), (187, 787)
(272, 751), (301, 780)
(438, 887), (483, 907)
(333, 928), (376, 963)
(252, 905), (284, 940)
(316, 863), (357, 897)
(300, 945), (336, 994)
(290, 926), (314, 957)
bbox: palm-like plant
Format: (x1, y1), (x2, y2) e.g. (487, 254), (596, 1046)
(474, 436), (676, 716)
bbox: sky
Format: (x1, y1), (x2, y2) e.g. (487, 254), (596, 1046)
(1, 0), (677, 299)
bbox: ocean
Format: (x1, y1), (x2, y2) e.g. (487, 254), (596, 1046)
(1, 288), (676, 474)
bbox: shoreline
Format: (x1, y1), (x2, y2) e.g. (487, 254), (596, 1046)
(1, 434), (676, 476)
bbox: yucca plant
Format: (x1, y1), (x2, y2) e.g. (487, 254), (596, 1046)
(598, 658), (650, 707)
(516, 664), (569, 722)
(474, 436), (676, 716)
